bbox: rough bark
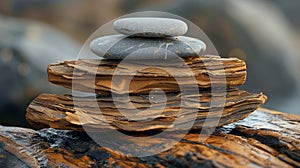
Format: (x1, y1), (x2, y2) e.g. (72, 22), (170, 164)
(0, 108), (299, 167)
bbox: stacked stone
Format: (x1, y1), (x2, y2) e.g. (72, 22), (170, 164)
(26, 17), (267, 132)
(90, 18), (206, 60)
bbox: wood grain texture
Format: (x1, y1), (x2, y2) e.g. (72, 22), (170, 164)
(26, 88), (266, 132)
(48, 56), (246, 94)
(1, 108), (299, 167)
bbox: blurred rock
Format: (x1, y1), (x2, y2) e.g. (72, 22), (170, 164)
(0, 15), (79, 127)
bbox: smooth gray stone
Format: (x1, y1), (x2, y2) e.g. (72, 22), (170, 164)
(113, 17), (188, 37)
(90, 34), (206, 59)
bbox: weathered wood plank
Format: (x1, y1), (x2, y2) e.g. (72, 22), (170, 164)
(48, 56), (246, 94)
(25, 88), (266, 132)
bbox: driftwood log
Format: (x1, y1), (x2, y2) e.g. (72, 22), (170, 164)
(0, 108), (299, 167)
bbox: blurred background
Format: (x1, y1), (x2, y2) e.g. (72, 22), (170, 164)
(0, 0), (300, 128)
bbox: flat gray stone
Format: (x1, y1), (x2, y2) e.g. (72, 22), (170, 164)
(90, 34), (206, 59)
(113, 17), (188, 37)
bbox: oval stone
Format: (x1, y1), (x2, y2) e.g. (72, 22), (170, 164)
(90, 34), (206, 59)
(113, 17), (188, 37)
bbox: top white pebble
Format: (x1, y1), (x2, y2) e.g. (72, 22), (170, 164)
(113, 17), (188, 37)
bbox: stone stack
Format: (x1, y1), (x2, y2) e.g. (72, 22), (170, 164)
(26, 17), (267, 132)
